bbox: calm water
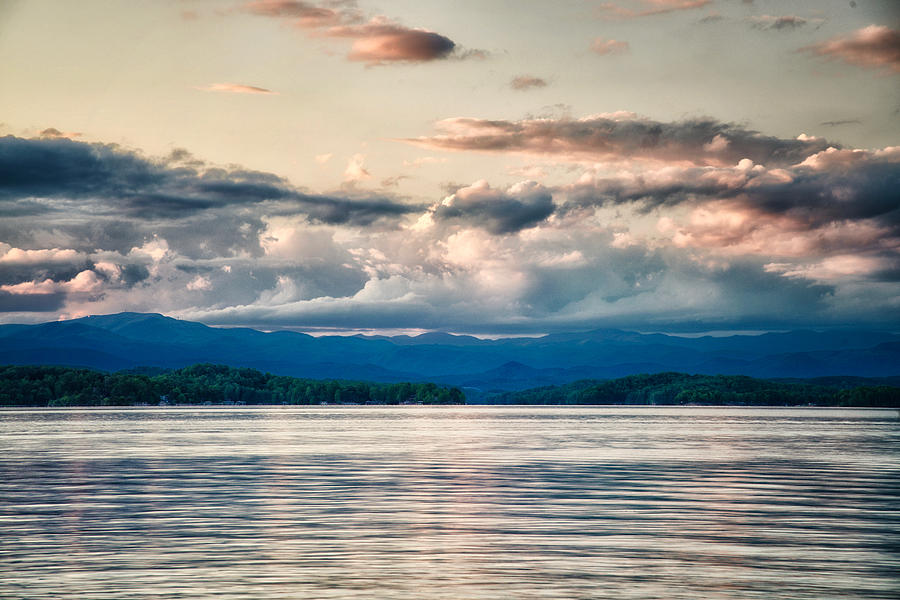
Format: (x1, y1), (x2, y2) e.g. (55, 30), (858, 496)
(1, 407), (898, 599)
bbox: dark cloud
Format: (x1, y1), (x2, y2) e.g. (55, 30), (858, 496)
(820, 119), (862, 127)
(0, 263), (88, 287)
(293, 194), (423, 226)
(521, 244), (666, 314)
(748, 15), (809, 31)
(745, 157), (900, 229)
(0, 291), (65, 312)
(405, 114), (834, 167)
(0, 199), (56, 218)
(803, 25), (900, 72)
(563, 165), (748, 211)
(564, 147), (900, 226)
(0, 135), (418, 225)
(118, 264), (152, 287)
(433, 181), (555, 234)
(0, 135), (165, 200)
(705, 261), (835, 319)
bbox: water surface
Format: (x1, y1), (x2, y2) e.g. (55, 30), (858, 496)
(1, 407), (898, 599)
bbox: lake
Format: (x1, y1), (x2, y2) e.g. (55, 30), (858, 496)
(1, 406), (898, 599)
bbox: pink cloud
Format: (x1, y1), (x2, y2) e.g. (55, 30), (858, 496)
(0, 245), (82, 265)
(329, 19), (456, 65)
(343, 153), (371, 182)
(1, 270), (103, 295)
(804, 25), (900, 73)
(197, 83), (276, 94)
(591, 38), (630, 55)
(244, 1), (471, 65)
(244, 0), (344, 27)
(597, 0), (711, 19)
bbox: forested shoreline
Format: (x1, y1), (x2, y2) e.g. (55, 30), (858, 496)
(0, 364), (465, 406)
(488, 372), (900, 407)
(1, 365), (898, 407)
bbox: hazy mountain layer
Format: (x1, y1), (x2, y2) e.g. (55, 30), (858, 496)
(2, 313), (898, 390)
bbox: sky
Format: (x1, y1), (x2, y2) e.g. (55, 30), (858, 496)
(0, 0), (898, 335)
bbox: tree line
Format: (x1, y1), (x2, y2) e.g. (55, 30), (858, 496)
(489, 372), (900, 407)
(0, 364), (466, 406)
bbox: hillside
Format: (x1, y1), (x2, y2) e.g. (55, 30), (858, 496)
(0, 313), (898, 389)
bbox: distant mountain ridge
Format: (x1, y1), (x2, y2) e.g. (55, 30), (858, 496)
(1, 312), (898, 389)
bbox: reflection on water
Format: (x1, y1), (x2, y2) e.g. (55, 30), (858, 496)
(1, 407), (898, 599)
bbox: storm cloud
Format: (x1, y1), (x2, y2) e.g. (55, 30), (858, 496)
(432, 180), (555, 234)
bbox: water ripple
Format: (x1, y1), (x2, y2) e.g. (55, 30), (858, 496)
(1, 407), (898, 599)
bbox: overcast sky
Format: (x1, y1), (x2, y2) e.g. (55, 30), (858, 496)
(0, 0), (898, 335)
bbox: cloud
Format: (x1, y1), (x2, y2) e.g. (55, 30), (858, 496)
(0, 135), (418, 226)
(243, 1), (475, 65)
(39, 128), (81, 139)
(197, 83), (277, 94)
(561, 146), (900, 272)
(402, 156), (446, 168)
(343, 153), (370, 182)
(820, 119), (862, 127)
(403, 113), (834, 167)
(597, 0), (711, 19)
(0, 244), (82, 265)
(244, 0), (345, 26)
(803, 25), (900, 72)
(0, 291), (65, 312)
(331, 19), (457, 65)
(431, 180), (556, 234)
(510, 76), (548, 91)
(566, 146), (900, 219)
(747, 15), (810, 31)
(1, 270), (104, 299)
(186, 275), (213, 291)
(3, 128), (898, 333)
(591, 38), (630, 55)
(696, 12), (723, 24)
(289, 193), (420, 226)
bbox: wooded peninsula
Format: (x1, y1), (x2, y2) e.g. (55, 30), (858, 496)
(0, 364), (465, 406)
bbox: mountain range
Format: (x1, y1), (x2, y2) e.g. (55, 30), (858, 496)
(1, 312), (898, 391)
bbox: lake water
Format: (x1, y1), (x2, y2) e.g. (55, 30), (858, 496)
(1, 407), (898, 599)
